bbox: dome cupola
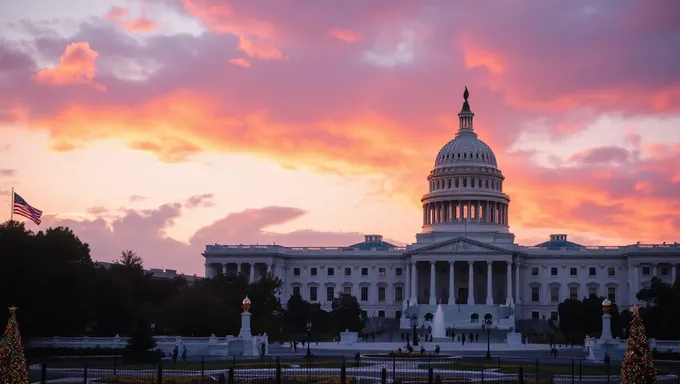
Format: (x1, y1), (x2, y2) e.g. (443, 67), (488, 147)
(420, 87), (511, 236)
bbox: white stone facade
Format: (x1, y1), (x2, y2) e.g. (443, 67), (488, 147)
(202, 89), (680, 326)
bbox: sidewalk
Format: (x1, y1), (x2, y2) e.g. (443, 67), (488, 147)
(312, 341), (573, 352)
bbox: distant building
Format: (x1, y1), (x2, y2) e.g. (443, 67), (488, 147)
(95, 261), (200, 284)
(202, 89), (680, 329)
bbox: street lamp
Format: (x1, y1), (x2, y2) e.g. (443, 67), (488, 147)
(409, 315), (419, 346)
(482, 318), (497, 360)
(305, 321), (312, 358)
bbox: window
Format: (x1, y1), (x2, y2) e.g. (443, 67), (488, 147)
(328, 268), (335, 276)
(588, 285), (598, 297)
(326, 286), (335, 301)
(396, 268), (403, 276)
(531, 287), (540, 302)
(378, 310), (385, 318)
(395, 286), (403, 301)
(294, 268), (300, 276)
(607, 267), (616, 277)
(378, 268), (386, 277)
(293, 286), (301, 296)
(661, 266), (669, 276)
(531, 311), (540, 320)
(642, 266), (650, 275)
(361, 286), (369, 302)
(361, 268), (368, 276)
(343, 286), (351, 295)
(311, 267), (317, 276)
(395, 311), (402, 320)
(309, 286), (317, 302)
(589, 267), (596, 276)
(569, 286), (578, 300)
(344, 267), (352, 276)
(550, 286), (559, 303)
(570, 268), (577, 276)
(531, 267), (539, 276)
(607, 286), (616, 302)
(550, 312), (559, 321)
(551, 267), (558, 276)
(378, 287), (386, 302)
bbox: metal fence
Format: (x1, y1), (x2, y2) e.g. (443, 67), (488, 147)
(28, 355), (680, 383)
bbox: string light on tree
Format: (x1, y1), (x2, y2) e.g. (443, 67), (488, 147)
(620, 306), (657, 384)
(1, 306), (29, 384)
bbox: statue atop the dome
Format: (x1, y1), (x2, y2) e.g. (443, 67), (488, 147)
(461, 86), (471, 112)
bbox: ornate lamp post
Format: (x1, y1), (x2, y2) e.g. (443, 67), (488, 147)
(305, 321), (312, 358)
(482, 318), (497, 359)
(410, 315), (419, 346)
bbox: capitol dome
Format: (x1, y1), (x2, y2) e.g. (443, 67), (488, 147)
(420, 87), (511, 236)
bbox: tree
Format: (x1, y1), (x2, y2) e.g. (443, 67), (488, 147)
(127, 318), (157, 352)
(331, 294), (362, 333)
(1, 308), (29, 384)
(637, 277), (680, 340)
(558, 299), (584, 339)
(116, 250), (144, 269)
(621, 306), (657, 384)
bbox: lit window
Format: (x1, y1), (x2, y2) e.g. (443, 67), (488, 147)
(550, 287), (559, 303)
(344, 268), (351, 276)
(607, 267), (616, 277)
(379, 268), (386, 277)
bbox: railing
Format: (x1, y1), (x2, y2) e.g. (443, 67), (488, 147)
(30, 335), (245, 348)
(205, 243), (679, 255)
(24, 355), (680, 384)
(205, 244), (408, 253)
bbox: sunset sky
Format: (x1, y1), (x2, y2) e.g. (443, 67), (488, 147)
(1, 0), (679, 276)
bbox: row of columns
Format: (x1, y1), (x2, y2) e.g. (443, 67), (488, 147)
(403, 260), (517, 308)
(213, 262), (276, 283)
(423, 200), (508, 226)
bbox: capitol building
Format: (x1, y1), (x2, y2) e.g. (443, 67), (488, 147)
(203, 88), (680, 330)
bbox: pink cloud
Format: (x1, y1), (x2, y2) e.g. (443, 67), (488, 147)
(228, 58), (251, 68)
(328, 28), (362, 43)
(31, 42), (105, 90)
(39, 201), (402, 276)
(106, 6), (160, 32)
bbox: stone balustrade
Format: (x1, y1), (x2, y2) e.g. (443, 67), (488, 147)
(204, 244), (407, 254)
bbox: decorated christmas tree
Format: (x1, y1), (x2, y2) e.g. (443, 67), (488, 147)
(1, 306), (29, 384)
(620, 306), (657, 384)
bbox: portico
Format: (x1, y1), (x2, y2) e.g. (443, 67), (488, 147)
(404, 238), (517, 308)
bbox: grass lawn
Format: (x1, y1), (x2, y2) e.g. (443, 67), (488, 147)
(418, 362), (622, 376)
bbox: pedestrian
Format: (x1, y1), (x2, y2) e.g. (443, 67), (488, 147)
(172, 345), (178, 365)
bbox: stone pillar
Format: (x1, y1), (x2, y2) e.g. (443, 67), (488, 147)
(222, 263), (227, 275)
(506, 261), (513, 305)
(633, 264), (639, 304)
(410, 261), (417, 304)
(404, 262), (410, 309)
(449, 261), (455, 305)
(467, 261), (475, 305)
(249, 263), (255, 282)
(672, 264), (677, 285)
(205, 263), (211, 278)
(429, 261), (437, 305)
(423, 205), (427, 226)
(652, 263), (657, 277)
(514, 262), (521, 304)
(486, 261), (494, 305)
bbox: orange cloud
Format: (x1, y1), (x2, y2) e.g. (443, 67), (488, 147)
(106, 6), (160, 32)
(182, 0), (284, 60)
(458, 35), (506, 75)
(229, 58), (251, 68)
(329, 28), (362, 43)
(32, 42), (105, 90)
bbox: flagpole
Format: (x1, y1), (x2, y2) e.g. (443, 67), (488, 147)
(10, 187), (14, 221)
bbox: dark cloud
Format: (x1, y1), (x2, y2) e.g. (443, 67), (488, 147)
(0, 169), (16, 177)
(184, 193), (214, 209)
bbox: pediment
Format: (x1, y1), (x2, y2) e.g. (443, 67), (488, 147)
(408, 237), (512, 255)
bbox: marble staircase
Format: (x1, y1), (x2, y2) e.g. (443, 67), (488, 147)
(404, 304), (515, 330)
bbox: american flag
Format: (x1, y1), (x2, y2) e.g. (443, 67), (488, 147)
(13, 192), (42, 225)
